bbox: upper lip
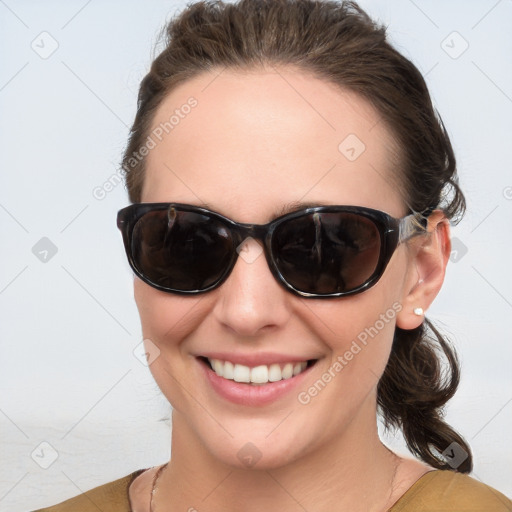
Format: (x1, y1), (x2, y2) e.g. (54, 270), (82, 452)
(197, 352), (319, 367)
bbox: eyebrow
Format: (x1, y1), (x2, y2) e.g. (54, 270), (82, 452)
(273, 200), (336, 217)
(196, 200), (336, 220)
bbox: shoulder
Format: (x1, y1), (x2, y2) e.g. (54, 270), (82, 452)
(31, 469), (147, 512)
(391, 469), (512, 511)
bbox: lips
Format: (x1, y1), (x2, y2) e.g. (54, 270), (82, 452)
(196, 354), (319, 406)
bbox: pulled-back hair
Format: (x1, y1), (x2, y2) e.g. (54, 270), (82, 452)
(121, 0), (471, 472)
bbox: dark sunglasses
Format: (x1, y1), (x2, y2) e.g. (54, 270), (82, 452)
(117, 203), (431, 298)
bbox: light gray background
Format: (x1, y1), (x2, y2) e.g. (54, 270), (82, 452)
(1, 1), (511, 510)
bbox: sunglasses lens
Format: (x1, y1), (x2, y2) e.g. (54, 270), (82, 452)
(131, 209), (233, 291)
(272, 212), (381, 294)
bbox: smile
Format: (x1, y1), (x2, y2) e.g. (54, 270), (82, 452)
(197, 355), (319, 406)
(206, 357), (312, 385)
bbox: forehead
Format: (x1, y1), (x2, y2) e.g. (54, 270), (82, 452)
(142, 66), (405, 221)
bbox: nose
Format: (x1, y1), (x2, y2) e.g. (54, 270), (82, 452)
(212, 237), (291, 337)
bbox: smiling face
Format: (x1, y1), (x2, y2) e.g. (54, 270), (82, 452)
(133, 65), (422, 470)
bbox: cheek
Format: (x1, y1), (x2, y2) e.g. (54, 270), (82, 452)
(133, 278), (207, 409)
(133, 278), (205, 345)
(301, 257), (407, 390)
(310, 295), (400, 376)
(292, 293), (402, 437)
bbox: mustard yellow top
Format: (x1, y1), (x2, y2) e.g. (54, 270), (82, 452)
(32, 469), (512, 511)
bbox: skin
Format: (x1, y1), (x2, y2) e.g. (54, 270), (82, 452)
(127, 65), (451, 511)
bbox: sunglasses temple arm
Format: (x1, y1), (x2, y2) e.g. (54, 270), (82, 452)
(398, 212), (430, 243)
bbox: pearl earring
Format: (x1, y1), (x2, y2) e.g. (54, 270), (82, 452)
(413, 307), (424, 316)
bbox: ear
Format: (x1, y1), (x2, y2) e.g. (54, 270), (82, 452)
(396, 210), (451, 330)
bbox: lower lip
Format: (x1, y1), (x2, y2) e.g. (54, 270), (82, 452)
(197, 358), (316, 406)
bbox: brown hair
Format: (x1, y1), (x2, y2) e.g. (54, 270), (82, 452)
(121, 0), (471, 472)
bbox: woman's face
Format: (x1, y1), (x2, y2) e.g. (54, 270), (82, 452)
(134, 66), (421, 469)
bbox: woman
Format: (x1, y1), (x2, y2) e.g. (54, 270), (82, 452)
(34, 0), (512, 510)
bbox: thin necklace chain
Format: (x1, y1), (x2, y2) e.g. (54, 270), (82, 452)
(382, 454), (401, 512)
(150, 463), (169, 512)
(150, 455), (401, 512)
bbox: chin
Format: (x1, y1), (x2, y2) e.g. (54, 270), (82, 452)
(182, 409), (323, 472)
(205, 433), (310, 471)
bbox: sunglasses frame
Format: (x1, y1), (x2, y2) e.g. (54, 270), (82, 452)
(117, 202), (430, 298)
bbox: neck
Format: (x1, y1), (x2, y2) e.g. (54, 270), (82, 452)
(155, 402), (402, 511)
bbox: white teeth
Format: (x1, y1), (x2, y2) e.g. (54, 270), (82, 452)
(223, 360), (234, 379)
(282, 363), (294, 379)
(268, 363), (282, 382)
(212, 359), (224, 377)
(250, 365), (268, 384)
(233, 364), (250, 383)
(207, 358), (311, 384)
